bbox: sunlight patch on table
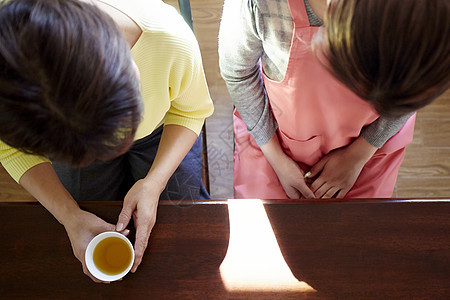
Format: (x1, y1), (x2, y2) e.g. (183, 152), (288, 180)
(219, 199), (315, 292)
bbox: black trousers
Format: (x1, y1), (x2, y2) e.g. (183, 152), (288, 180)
(53, 126), (209, 202)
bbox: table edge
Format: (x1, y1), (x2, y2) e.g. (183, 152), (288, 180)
(1, 198), (449, 206)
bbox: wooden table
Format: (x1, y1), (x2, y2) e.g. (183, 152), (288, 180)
(0, 199), (449, 299)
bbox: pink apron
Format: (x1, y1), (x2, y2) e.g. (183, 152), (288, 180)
(233, 0), (415, 198)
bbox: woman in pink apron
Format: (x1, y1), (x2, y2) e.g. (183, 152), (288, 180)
(220, 0), (449, 199)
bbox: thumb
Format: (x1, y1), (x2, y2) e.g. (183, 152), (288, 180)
(110, 223), (130, 236)
(116, 202), (134, 232)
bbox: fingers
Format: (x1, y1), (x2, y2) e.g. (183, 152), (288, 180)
(106, 223), (117, 232)
(132, 231), (148, 273)
(131, 207), (156, 273)
(310, 177), (324, 194)
(109, 220), (129, 235)
(116, 202), (134, 232)
(312, 179), (350, 198)
(282, 180), (315, 199)
(310, 176), (339, 198)
(283, 174), (315, 199)
(121, 229), (131, 236)
(81, 257), (109, 284)
(131, 223), (152, 273)
(285, 187), (301, 199)
(309, 158), (325, 178)
(316, 185), (340, 198)
(336, 189), (349, 199)
(298, 184), (315, 198)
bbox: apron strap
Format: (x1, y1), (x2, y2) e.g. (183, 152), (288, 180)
(287, 0), (310, 27)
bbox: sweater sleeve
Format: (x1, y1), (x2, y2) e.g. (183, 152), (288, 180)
(219, 0), (278, 146)
(163, 31), (214, 136)
(99, 0), (214, 139)
(361, 112), (415, 148)
(0, 140), (50, 183)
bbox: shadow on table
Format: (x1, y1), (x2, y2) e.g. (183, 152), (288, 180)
(265, 201), (450, 299)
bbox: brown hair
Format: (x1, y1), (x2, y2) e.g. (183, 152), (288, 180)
(314, 0), (450, 118)
(0, 0), (142, 165)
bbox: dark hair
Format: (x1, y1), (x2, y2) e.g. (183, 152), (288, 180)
(314, 0), (450, 118)
(0, 0), (142, 165)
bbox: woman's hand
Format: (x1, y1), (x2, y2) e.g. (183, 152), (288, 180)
(19, 163), (129, 283)
(63, 209), (130, 283)
(114, 124), (199, 273)
(309, 137), (377, 198)
(260, 134), (315, 198)
(115, 178), (162, 274)
(274, 154), (315, 198)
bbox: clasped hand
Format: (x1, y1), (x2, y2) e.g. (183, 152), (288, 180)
(307, 147), (367, 198)
(276, 145), (369, 199)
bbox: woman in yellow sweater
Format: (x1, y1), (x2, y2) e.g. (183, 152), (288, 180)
(0, 0), (213, 282)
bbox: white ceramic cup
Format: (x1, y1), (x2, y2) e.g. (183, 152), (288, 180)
(85, 231), (135, 282)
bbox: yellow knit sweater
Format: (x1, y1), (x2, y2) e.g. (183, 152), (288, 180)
(0, 0), (214, 182)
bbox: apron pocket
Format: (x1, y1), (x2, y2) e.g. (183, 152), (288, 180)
(277, 129), (323, 166)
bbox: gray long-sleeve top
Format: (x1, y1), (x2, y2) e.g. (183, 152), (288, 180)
(218, 0), (413, 148)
